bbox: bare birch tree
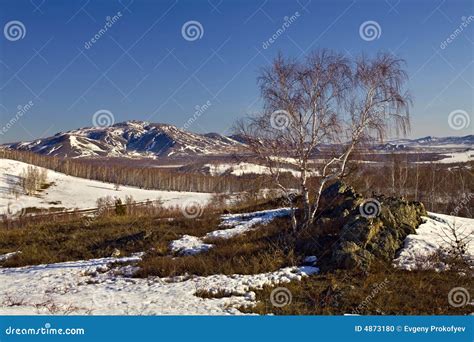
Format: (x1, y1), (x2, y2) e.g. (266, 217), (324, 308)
(236, 50), (411, 234)
(20, 166), (48, 195)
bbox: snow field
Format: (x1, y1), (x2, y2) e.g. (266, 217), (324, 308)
(0, 254), (318, 315)
(0, 158), (211, 216)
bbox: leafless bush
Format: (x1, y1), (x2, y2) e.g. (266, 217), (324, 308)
(438, 221), (472, 268)
(2, 294), (27, 307)
(96, 196), (115, 217)
(34, 298), (83, 315)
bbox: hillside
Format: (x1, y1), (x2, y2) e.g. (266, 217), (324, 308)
(0, 158), (211, 217)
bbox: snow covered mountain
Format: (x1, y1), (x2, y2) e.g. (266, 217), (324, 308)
(372, 135), (473, 151)
(3, 120), (472, 159)
(3, 121), (244, 158)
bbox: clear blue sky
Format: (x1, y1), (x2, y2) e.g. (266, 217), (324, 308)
(0, 0), (472, 143)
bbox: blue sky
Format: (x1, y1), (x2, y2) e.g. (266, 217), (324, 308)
(0, 0), (472, 143)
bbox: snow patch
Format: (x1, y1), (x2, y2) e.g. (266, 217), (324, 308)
(419, 151), (473, 164)
(169, 208), (291, 256)
(303, 256), (318, 265)
(206, 208), (291, 240)
(0, 251), (21, 262)
(394, 213), (474, 271)
(169, 235), (214, 256)
(0, 255), (318, 315)
(205, 162), (314, 178)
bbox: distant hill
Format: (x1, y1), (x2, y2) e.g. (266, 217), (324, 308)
(371, 135), (473, 151)
(3, 121), (244, 158)
(3, 121), (472, 158)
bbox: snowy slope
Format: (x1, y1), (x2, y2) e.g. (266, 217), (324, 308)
(394, 213), (474, 271)
(0, 158), (211, 216)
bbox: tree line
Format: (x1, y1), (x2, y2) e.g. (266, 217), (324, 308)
(0, 149), (296, 193)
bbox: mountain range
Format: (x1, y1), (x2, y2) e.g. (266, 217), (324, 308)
(3, 121), (244, 158)
(2, 121), (472, 159)
(372, 135), (474, 151)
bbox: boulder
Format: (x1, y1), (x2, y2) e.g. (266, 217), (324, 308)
(309, 181), (426, 271)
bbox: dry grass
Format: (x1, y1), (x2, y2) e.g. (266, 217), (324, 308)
(194, 289), (235, 299)
(239, 262), (473, 315)
(0, 197), (297, 278)
(0, 210), (221, 267)
(136, 217), (298, 277)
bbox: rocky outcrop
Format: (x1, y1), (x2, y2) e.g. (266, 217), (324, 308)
(307, 181), (426, 271)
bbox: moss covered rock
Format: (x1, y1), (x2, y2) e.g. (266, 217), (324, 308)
(309, 181), (426, 271)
